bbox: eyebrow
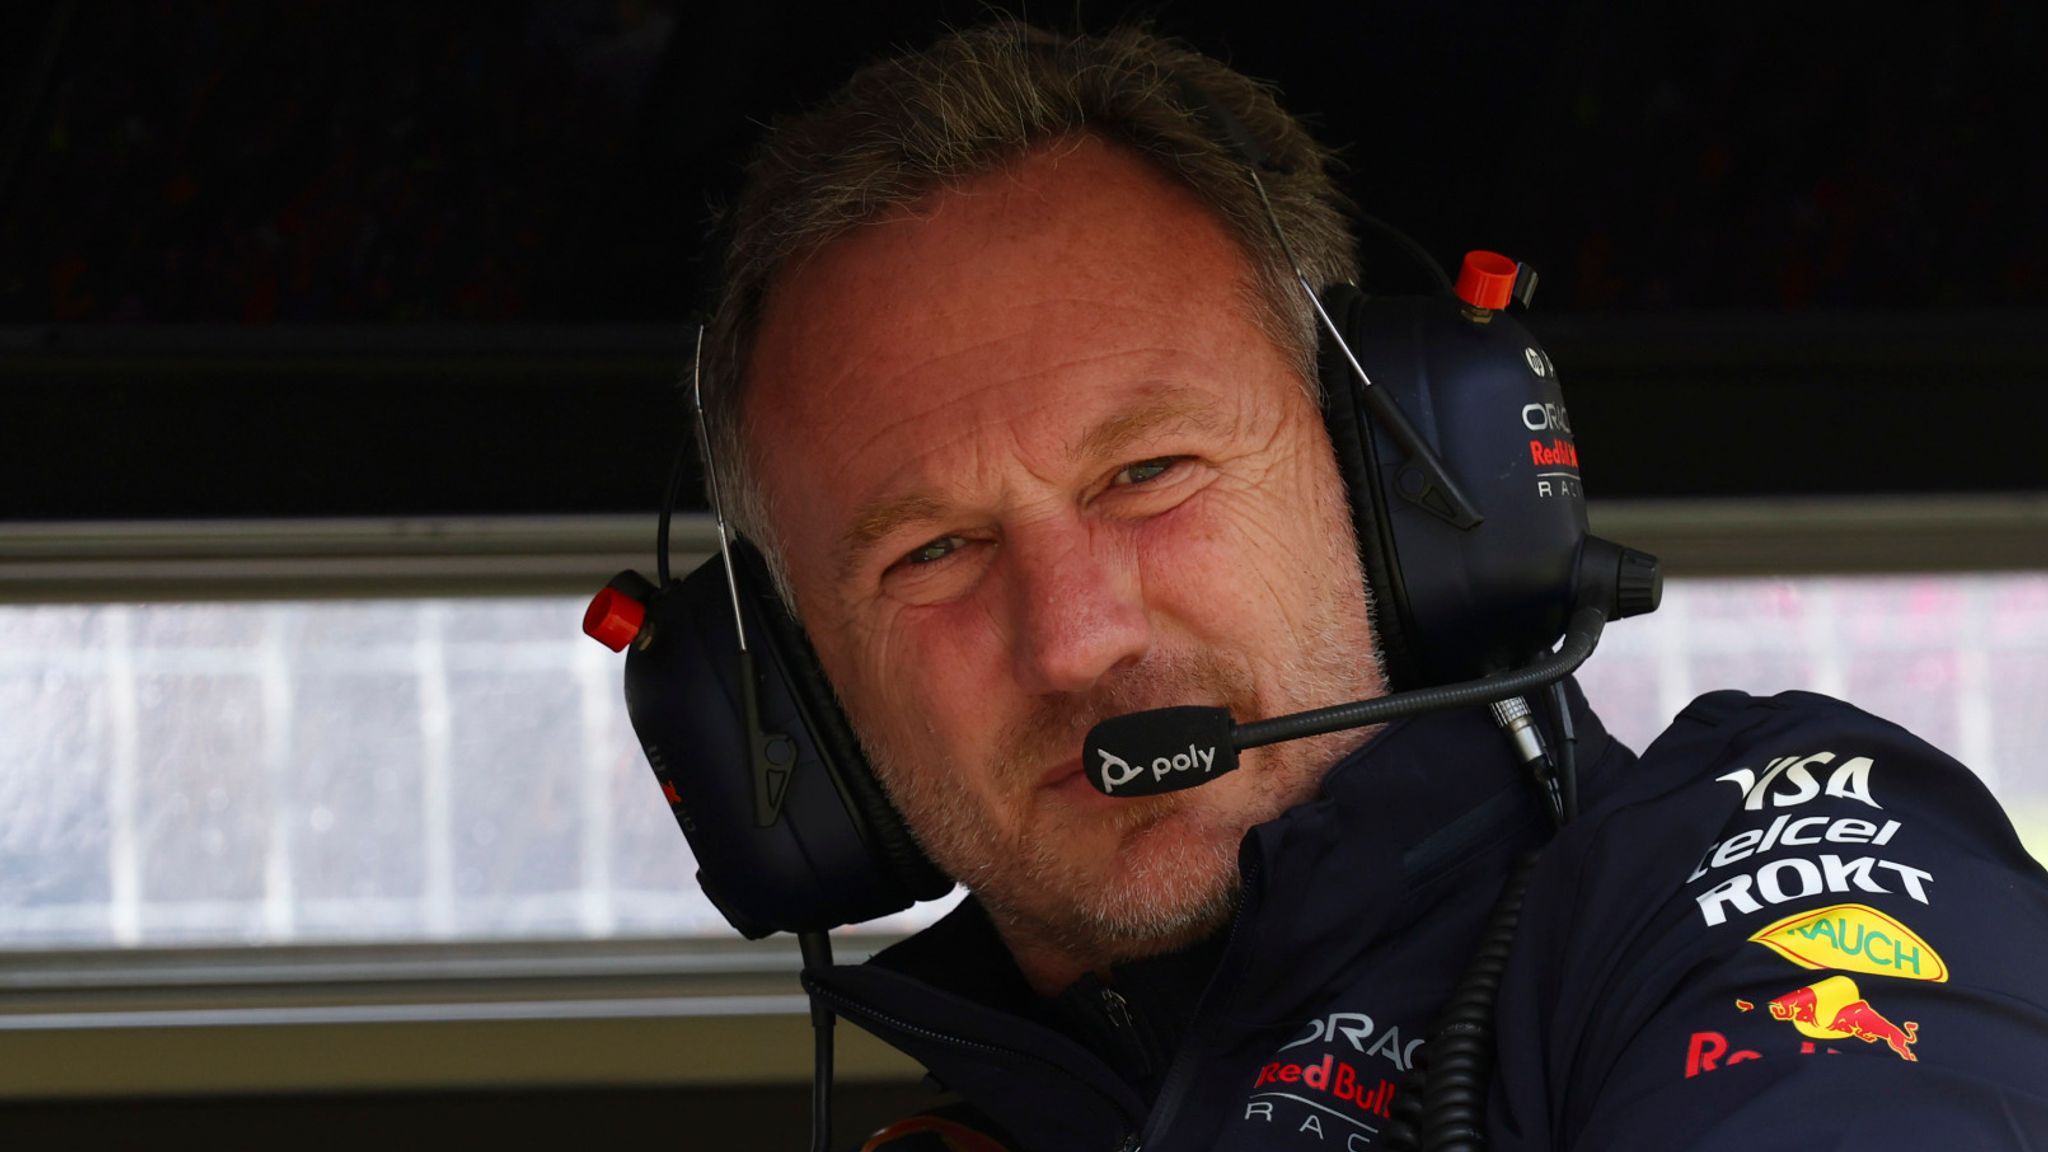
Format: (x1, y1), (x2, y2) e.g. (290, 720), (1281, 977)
(834, 389), (1231, 584)
(838, 493), (955, 584)
(1071, 391), (1231, 462)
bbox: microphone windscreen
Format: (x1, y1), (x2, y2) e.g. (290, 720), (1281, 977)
(1085, 706), (1239, 797)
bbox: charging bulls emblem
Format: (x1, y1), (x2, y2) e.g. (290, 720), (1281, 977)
(1740, 975), (1920, 1062)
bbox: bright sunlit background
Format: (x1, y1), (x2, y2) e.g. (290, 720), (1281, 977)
(5, 571), (2044, 953)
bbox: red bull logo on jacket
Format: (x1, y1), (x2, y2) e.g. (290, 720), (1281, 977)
(1742, 975), (1921, 1062)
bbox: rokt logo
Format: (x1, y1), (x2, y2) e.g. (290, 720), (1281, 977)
(1693, 853), (1932, 926)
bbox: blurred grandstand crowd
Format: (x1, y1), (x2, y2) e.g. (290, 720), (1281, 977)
(0, 0), (2037, 326)
(2, 2), (680, 324)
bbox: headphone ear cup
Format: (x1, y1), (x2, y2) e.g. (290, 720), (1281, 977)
(1318, 284), (1594, 686)
(1317, 283), (1422, 691)
(735, 546), (953, 903)
(623, 543), (949, 938)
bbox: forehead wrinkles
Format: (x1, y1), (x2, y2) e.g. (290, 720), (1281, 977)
(795, 315), (1237, 473)
(823, 375), (1244, 591)
(824, 332), (1176, 468)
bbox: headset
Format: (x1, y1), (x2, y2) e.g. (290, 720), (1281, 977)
(584, 179), (1658, 944)
(580, 72), (1661, 1152)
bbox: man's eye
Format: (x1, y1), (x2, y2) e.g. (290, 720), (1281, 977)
(1114, 457), (1181, 486)
(903, 535), (964, 566)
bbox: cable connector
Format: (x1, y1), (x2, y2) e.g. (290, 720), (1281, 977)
(1491, 696), (1562, 826)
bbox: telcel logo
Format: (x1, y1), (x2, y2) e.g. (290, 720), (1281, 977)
(1095, 745), (1218, 794)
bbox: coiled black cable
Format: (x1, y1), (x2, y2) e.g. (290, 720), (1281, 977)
(1381, 850), (1541, 1152)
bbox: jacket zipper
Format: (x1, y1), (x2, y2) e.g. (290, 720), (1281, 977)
(1130, 853), (1265, 1150)
(806, 983), (1146, 1147)
(1095, 986), (1162, 1083)
(1128, 766), (1526, 1148)
(1101, 986), (1135, 1030)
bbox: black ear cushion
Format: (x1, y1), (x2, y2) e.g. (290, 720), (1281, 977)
(1316, 283), (1421, 691)
(734, 543), (954, 902)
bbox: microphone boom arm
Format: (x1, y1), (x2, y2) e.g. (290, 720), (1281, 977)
(1233, 608), (1607, 750)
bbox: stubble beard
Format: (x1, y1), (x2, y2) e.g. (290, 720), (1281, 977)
(859, 579), (1380, 972)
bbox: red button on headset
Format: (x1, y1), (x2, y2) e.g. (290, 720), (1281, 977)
(583, 586), (647, 652)
(1454, 250), (1519, 311)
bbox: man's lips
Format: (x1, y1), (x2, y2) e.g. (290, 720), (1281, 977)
(1040, 754), (1146, 801)
(1042, 755), (1130, 801)
(1039, 756), (1085, 790)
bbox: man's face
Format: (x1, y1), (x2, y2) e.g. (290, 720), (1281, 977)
(746, 136), (1383, 977)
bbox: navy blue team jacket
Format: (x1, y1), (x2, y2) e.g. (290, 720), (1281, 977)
(804, 690), (2048, 1150)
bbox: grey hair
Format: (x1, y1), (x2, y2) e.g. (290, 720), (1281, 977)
(699, 21), (1357, 606)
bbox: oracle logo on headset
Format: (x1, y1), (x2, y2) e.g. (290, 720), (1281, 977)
(1521, 401), (1574, 434)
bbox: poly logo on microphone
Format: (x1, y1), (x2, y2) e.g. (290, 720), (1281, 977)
(1096, 744), (1218, 794)
(1095, 749), (1143, 793)
(1084, 706), (1238, 797)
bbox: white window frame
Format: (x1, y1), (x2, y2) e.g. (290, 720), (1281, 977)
(2, 498), (2044, 1095)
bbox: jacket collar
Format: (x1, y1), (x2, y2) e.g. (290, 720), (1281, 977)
(804, 689), (1620, 1143)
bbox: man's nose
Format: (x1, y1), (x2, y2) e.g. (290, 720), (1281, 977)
(1004, 518), (1150, 696)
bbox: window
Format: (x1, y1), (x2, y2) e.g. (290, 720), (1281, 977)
(1574, 573), (2048, 860)
(4, 571), (2045, 952)
(0, 597), (946, 951)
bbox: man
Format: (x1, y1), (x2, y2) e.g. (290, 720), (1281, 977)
(693, 21), (2048, 1151)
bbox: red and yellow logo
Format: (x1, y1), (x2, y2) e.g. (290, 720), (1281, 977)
(1738, 975), (1920, 1062)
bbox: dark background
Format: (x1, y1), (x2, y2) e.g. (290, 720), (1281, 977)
(2, 0), (2043, 523)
